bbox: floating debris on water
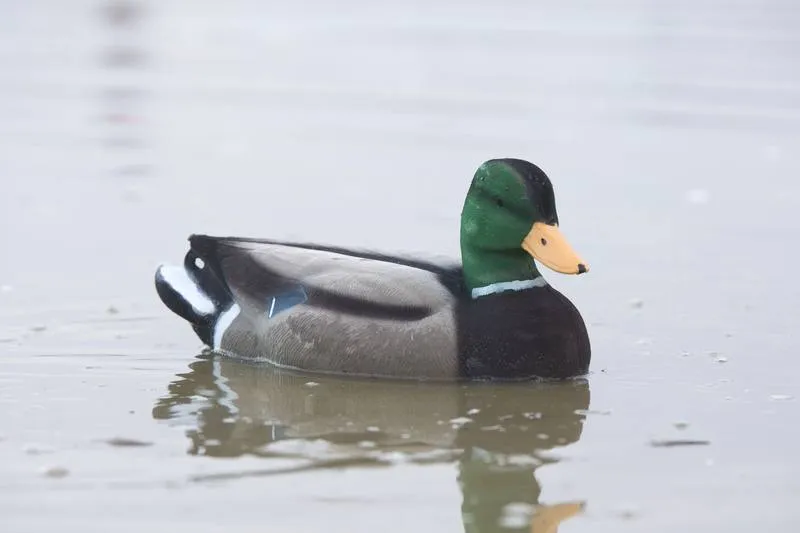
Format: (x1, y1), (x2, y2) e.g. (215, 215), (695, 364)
(23, 444), (55, 455)
(30, 325), (47, 333)
(707, 351), (728, 363)
(40, 465), (69, 478)
(769, 394), (793, 401)
(305, 381), (319, 388)
(673, 421), (690, 430)
(106, 305), (120, 315)
(629, 298), (644, 309)
(366, 426), (380, 433)
(650, 439), (710, 448)
(106, 437), (153, 447)
(467, 408), (480, 415)
(523, 412), (542, 419)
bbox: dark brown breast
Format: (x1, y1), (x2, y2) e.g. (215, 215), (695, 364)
(455, 285), (591, 380)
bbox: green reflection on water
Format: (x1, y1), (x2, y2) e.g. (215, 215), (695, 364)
(154, 355), (589, 532)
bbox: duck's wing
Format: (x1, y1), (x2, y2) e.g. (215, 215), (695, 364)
(189, 235), (464, 304)
(155, 234), (465, 378)
(187, 234), (464, 317)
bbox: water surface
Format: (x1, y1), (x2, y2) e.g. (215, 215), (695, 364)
(2, 1), (800, 531)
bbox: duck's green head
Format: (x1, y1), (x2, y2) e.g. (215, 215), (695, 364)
(460, 158), (588, 294)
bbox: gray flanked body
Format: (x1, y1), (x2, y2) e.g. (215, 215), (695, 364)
(213, 239), (460, 379)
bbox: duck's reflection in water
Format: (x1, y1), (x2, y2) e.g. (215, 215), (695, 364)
(153, 355), (590, 533)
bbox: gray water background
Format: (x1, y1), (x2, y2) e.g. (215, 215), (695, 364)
(2, 1), (800, 531)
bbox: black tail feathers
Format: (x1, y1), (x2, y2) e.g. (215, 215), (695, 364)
(155, 242), (234, 346)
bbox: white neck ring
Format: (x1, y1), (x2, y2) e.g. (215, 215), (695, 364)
(470, 277), (548, 299)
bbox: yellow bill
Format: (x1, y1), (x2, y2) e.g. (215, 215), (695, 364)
(522, 222), (589, 275)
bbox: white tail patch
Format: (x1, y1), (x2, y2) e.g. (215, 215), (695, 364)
(158, 265), (216, 315)
(214, 303), (241, 349)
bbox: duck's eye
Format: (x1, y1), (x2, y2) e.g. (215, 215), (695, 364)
(495, 198), (504, 208)
(540, 238), (547, 246)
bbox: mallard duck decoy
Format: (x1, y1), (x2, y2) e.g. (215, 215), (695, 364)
(155, 158), (591, 380)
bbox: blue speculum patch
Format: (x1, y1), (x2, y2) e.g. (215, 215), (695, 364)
(267, 286), (309, 318)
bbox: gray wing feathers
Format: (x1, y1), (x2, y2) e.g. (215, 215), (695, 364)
(217, 240), (460, 379)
